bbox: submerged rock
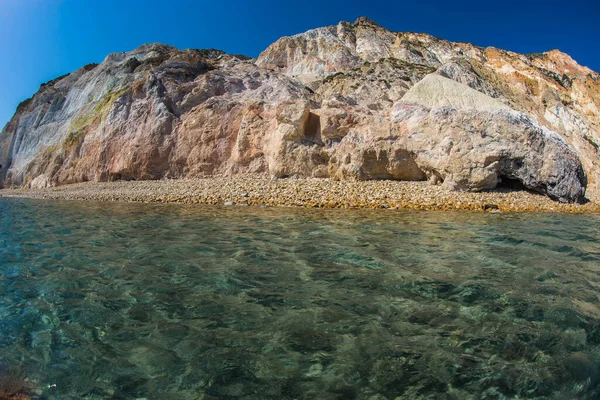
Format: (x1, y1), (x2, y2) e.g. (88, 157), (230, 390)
(1, 18), (599, 203)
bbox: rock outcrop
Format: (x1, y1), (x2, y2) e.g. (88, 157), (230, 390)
(1, 18), (598, 203)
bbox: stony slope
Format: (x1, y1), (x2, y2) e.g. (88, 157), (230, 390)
(1, 17), (598, 203)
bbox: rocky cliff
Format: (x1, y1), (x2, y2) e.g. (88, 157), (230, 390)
(1, 17), (598, 203)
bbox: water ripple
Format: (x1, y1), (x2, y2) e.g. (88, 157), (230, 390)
(0, 199), (600, 399)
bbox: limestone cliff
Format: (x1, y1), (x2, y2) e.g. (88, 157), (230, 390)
(1, 17), (598, 203)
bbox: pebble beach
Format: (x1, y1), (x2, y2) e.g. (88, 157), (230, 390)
(1, 177), (599, 213)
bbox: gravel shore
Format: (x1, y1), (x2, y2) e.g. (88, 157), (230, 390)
(1, 177), (599, 213)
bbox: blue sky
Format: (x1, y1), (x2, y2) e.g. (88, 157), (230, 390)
(0, 0), (598, 129)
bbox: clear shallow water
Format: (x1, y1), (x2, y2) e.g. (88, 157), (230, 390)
(1, 199), (600, 399)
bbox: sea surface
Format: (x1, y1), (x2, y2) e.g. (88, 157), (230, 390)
(1, 198), (600, 399)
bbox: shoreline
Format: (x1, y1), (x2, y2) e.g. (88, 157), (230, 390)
(0, 177), (600, 213)
(1, 177), (599, 213)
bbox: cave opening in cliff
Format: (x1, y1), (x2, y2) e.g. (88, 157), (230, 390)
(303, 112), (322, 144)
(109, 173), (135, 182)
(496, 175), (527, 191)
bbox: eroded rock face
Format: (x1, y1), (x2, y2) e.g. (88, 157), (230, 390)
(324, 75), (586, 202)
(1, 18), (598, 203)
(391, 102), (586, 203)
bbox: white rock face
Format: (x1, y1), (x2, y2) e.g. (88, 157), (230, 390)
(400, 74), (512, 111)
(1, 18), (598, 203)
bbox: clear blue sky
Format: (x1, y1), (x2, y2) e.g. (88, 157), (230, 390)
(1, 0), (598, 129)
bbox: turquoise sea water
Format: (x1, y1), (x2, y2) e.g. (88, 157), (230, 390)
(1, 198), (600, 399)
